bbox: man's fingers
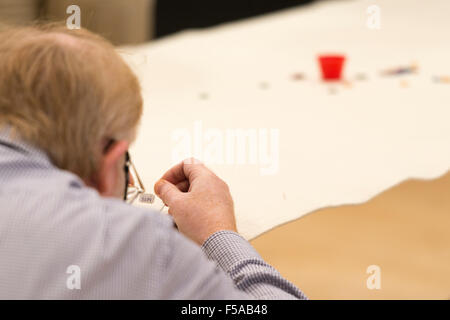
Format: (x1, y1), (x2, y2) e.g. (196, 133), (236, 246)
(160, 162), (186, 185)
(160, 158), (207, 185)
(154, 179), (183, 207)
(182, 158), (206, 182)
(175, 180), (190, 192)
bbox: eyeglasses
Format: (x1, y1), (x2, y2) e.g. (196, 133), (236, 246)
(124, 152), (155, 205)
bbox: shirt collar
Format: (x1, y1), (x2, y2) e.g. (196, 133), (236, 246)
(0, 125), (53, 166)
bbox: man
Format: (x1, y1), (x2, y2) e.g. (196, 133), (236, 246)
(0, 24), (306, 299)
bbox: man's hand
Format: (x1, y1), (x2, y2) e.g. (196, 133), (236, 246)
(154, 158), (237, 245)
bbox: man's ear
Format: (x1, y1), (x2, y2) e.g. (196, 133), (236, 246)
(94, 140), (129, 198)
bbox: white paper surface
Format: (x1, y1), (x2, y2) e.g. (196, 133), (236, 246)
(124, 0), (450, 240)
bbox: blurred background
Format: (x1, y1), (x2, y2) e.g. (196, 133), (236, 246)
(0, 0), (449, 300)
(0, 0), (315, 44)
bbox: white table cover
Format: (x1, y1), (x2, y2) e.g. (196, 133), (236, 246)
(123, 0), (450, 240)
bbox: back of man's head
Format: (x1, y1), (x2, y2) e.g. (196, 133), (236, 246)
(0, 24), (143, 179)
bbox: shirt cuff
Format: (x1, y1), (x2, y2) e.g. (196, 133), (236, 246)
(201, 230), (262, 273)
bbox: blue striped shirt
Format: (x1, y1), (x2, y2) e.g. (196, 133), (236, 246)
(0, 128), (306, 299)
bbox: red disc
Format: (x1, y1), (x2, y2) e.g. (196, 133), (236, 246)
(318, 55), (346, 81)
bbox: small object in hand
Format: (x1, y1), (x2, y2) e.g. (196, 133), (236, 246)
(292, 73), (306, 81)
(139, 193), (155, 204)
(318, 54), (346, 81)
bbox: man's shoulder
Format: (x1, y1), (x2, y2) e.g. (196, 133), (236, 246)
(0, 169), (176, 298)
(1, 167), (174, 243)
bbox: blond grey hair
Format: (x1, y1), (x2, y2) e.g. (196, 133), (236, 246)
(0, 24), (143, 179)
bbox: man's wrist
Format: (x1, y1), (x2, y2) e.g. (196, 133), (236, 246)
(201, 230), (262, 273)
(199, 225), (237, 246)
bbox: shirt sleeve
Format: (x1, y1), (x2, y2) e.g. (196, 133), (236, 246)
(201, 231), (307, 300)
(160, 224), (307, 300)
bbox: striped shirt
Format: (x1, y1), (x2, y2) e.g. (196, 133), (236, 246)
(0, 128), (306, 299)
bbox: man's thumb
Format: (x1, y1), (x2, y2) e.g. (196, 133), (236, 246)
(154, 179), (181, 206)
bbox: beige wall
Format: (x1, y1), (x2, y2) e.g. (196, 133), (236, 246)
(0, 0), (155, 45)
(0, 0), (40, 25)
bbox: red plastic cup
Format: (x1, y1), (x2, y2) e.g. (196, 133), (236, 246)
(318, 54), (346, 81)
